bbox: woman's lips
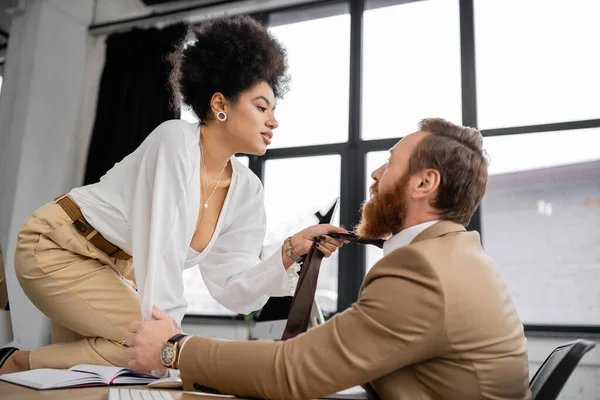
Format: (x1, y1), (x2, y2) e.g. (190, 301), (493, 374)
(261, 131), (273, 144)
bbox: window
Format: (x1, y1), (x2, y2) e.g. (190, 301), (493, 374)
(484, 129), (600, 175)
(362, 0), (462, 140)
(180, 0), (600, 331)
(263, 155), (342, 314)
(475, 0), (600, 328)
(268, 4), (350, 148)
(183, 268), (237, 316)
(481, 129), (600, 326)
(474, 0), (600, 129)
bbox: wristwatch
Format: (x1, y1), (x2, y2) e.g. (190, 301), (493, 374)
(160, 333), (188, 369)
(283, 236), (303, 263)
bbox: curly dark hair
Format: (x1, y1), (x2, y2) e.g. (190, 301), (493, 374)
(169, 16), (290, 123)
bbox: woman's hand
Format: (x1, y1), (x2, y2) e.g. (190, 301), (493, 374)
(290, 224), (350, 258)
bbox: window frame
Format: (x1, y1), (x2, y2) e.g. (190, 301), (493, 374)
(181, 0), (600, 334)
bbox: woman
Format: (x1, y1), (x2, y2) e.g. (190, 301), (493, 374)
(0, 16), (347, 373)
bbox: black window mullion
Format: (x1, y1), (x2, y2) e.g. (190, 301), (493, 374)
(338, 0), (365, 312)
(459, 0), (481, 235)
(459, 0), (478, 129)
(360, 138), (400, 153)
(262, 143), (348, 159)
(482, 119), (600, 137)
(248, 155), (264, 181)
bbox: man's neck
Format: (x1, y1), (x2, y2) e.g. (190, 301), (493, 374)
(393, 213), (440, 235)
(199, 123), (234, 178)
(383, 218), (440, 255)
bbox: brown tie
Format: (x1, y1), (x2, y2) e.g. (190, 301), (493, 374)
(282, 233), (384, 341)
(281, 233), (384, 400)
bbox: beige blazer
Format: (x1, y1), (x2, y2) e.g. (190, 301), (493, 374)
(180, 221), (531, 399)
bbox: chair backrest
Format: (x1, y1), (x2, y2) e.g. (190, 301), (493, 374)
(529, 339), (596, 400)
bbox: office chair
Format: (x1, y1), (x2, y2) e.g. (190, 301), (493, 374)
(529, 339), (596, 400)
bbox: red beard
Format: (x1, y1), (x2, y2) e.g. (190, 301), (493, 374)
(355, 173), (410, 240)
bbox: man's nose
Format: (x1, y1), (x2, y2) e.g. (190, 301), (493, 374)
(371, 164), (385, 181)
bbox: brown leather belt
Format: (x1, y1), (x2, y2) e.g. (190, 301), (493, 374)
(54, 194), (132, 260)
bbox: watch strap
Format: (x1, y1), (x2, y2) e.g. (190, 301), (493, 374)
(162, 333), (188, 369)
(167, 333), (187, 345)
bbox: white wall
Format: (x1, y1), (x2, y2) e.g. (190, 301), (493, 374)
(0, 0), (96, 349)
(73, 35), (107, 186)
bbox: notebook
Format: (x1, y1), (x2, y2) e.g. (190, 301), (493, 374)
(0, 364), (157, 390)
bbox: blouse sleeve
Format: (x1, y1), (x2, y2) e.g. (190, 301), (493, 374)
(198, 180), (300, 315)
(128, 122), (196, 322)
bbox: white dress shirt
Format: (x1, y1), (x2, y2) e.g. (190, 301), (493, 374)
(383, 220), (440, 256)
(69, 120), (299, 323)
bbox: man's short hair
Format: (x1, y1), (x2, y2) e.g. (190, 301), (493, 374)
(409, 118), (488, 226)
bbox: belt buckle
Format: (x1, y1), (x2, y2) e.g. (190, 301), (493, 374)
(73, 219), (89, 234)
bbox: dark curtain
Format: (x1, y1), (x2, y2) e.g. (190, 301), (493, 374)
(83, 23), (187, 185)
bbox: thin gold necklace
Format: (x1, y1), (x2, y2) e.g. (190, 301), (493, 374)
(199, 137), (228, 209)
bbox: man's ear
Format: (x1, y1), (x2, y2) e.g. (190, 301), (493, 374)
(412, 169), (440, 199)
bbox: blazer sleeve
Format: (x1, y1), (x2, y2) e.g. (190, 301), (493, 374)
(178, 247), (446, 400)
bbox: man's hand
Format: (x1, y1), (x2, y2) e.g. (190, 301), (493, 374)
(124, 306), (181, 372)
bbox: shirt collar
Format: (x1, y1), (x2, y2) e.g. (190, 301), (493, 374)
(383, 220), (440, 256)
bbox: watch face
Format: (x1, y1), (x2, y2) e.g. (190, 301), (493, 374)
(160, 343), (176, 367)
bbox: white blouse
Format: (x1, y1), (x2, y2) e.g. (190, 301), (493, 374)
(69, 120), (299, 323)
